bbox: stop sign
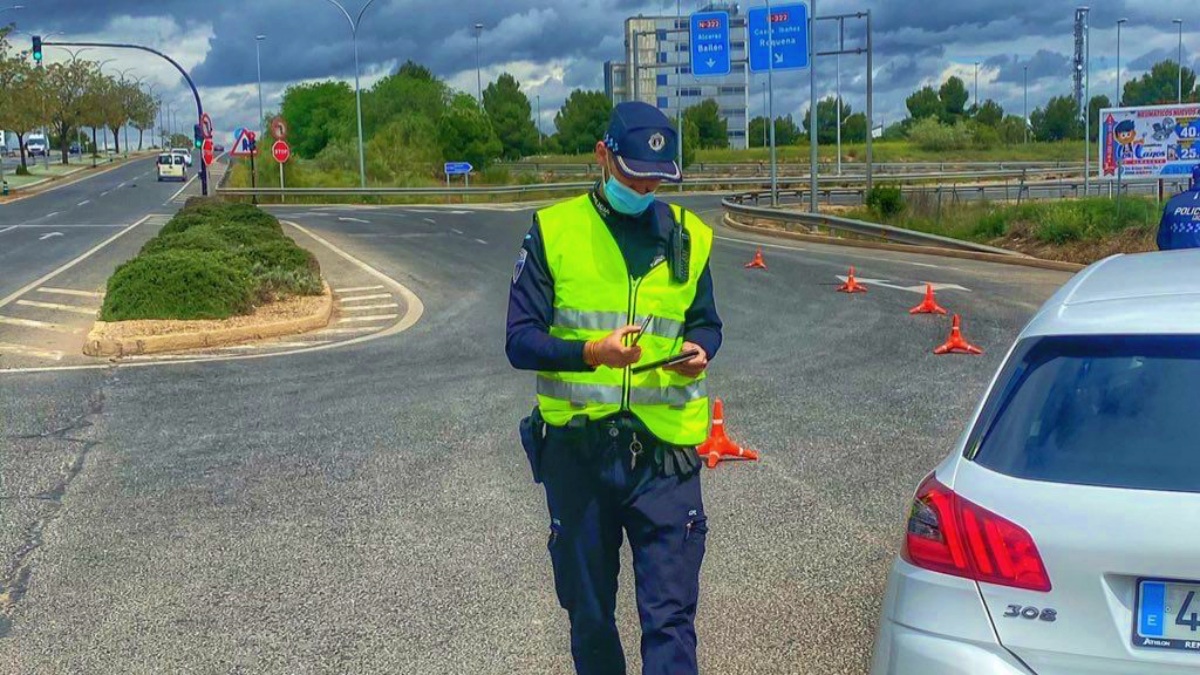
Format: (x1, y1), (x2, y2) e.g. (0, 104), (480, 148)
(272, 140), (290, 164)
(202, 138), (215, 166)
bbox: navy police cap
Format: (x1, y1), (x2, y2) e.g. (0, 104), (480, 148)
(603, 101), (682, 183)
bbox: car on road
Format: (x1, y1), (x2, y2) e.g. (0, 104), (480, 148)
(156, 152), (187, 182)
(170, 148), (194, 167)
(871, 250), (1200, 675)
(69, 142), (82, 155)
(25, 133), (48, 157)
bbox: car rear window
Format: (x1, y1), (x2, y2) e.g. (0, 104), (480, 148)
(970, 335), (1200, 494)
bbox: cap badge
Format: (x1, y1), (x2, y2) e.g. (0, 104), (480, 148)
(648, 132), (666, 152)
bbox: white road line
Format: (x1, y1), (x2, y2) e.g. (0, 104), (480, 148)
(166, 173), (198, 203)
(116, 182), (126, 188)
(0, 342), (64, 361)
(37, 287), (105, 299)
(44, 211), (60, 219)
(0, 315), (82, 334)
(339, 293), (392, 303)
(100, 190), (110, 197)
(340, 303), (399, 312)
(474, 238), (488, 245)
(0, 215), (150, 312)
(218, 341), (331, 351)
(16, 299), (98, 316)
(714, 233), (956, 271)
(77, 200), (90, 207)
(451, 228), (464, 235)
(338, 314), (400, 323)
(423, 218), (436, 224)
(313, 327), (379, 336)
(337, 217), (371, 224)
(334, 285), (385, 293)
(0, 226), (16, 235)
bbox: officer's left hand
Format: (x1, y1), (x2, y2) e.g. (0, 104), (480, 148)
(665, 342), (708, 378)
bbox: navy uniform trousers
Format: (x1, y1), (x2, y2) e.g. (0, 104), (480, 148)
(541, 415), (707, 675)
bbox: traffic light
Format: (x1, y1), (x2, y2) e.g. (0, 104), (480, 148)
(31, 36), (42, 63)
(193, 124), (203, 149)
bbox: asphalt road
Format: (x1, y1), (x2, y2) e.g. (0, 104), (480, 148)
(0, 156), (188, 302)
(0, 196), (1073, 673)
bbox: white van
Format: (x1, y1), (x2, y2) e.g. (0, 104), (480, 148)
(156, 152), (187, 182)
(25, 133), (48, 157)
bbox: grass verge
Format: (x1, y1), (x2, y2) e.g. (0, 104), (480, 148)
(100, 198), (323, 321)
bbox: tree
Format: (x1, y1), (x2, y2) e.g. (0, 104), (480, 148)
(77, 70), (108, 156)
(367, 114), (443, 184)
(44, 60), (94, 164)
(437, 93), (502, 171)
(748, 115), (768, 148)
(483, 73), (539, 160)
(804, 96), (854, 144)
(975, 99), (1004, 127)
(1031, 95), (1080, 142)
(363, 60), (449, 138)
(554, 89), (611, 155)
(842, 112), (868, 143)
(749, 115), (802, 147)
(997, 115), (1028, 144)
(681, 117), (699, 168)
(1122, 60), (1199, 106)
(0, 50), (46, 171)
(280, 81), (355, 158)
(129, 89), (158, 150)
(905, 86), (941, 121)
(1087, 94), (1111, 141)
(683, 99), (728, 149)
(939, 76), (969, 123)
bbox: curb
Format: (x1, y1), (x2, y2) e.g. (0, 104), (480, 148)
(82, 282), (334, 357)
(722, 214), (1086, 273)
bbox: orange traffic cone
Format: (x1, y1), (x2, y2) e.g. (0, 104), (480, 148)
(837, 266), (868, 293)
(909, 284), (948, 315)
(934, 314), (983, 355)
(698, 399), (759, 468)
(744, 248), (768, 269)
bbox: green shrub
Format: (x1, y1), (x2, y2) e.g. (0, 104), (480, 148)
(253, 267), (324, 300)
(101, 250), (255, 321)
(157, 211), (219, 237)
(909, 117), (974, 151)
(866, 185), (905, 219)
(139, 226), (238, 257)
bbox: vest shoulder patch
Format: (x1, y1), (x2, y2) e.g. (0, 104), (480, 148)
(513, 248), (529, 285)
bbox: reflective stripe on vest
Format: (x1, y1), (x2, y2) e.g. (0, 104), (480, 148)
(534, 194), (715, 446)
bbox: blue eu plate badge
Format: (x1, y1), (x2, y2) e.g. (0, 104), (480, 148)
(513, 248), (528, 285)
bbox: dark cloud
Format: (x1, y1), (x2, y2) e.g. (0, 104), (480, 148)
(1128, 46), (1192, 72)
(985, 49), (1072, 84)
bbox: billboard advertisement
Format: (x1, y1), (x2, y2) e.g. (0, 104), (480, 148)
(1100, 103), (1200, 180)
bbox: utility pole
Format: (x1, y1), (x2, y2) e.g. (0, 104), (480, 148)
(321, 0), (378, 188)
(536, 94), (541, 150)
(836, 16), (843, 176)
(1023, 65), (1029, 143)
(766, 0), (778, 206)
(474, 23), (484, 102)
(1116, 18), (1126, 105)
(973, 61), (979, 112)
(808, 0), (819, 213)
(1174, 19), (1184, 104)
(255, 35), (266, 133)
(1082, 6), (1091, 197)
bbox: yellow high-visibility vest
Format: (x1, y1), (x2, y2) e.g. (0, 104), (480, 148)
(535, 194), (713, 446)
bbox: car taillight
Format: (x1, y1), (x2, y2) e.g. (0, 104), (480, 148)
(901, 473), (1052, 592)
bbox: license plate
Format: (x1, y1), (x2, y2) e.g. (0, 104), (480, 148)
(1134, 579), (1200, 653)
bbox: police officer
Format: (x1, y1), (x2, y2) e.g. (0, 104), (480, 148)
(506, 101), (722, 675)
(1157, 165), (1200, 250)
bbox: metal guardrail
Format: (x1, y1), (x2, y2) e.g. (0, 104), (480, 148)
(721, 195), (1022, 256)
(217, 168), (1081, 199)
(500, 160), (1086, 175)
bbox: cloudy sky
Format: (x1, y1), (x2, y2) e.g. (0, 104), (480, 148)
(5, 0), (1198, 143)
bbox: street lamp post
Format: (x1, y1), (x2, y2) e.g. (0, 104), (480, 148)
(111, 66), (137, 157)
(473, 23), (484, 102)
(255, 35), (266, 133)
(1174, 19), (1184, 104)
(836, 16), (844, 176)
(1116, 18), (1126, 105)
(321, 0), (378, 188)
(536, 94), (541, 150)
(973, 61), (980, 111)
(1023, 65), (1029, 144)
(1082, 7), (1091, 197)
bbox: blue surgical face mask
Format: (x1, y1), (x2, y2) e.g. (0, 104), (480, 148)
(603, 163), (656, 216)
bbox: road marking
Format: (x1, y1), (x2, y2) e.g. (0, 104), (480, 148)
(116, 182), (126, 188)
(39, 232), (63, 241)
(451, 228), (464, 235)
(835, 276), (971, 294)
(423, 218), (436, 224)
(473, 238), (488, 245)
(0, 215), (151, 312)
(0, 341), (63, 361)
(338, 314), (400, 323)
(334, 285), (385, 293)
(166, 173), (198, 203)
(16, 299), (98, 315)
(218, 341), (330, 351)
(100, 190), (110, 197)
(0, 226), (16, 235)
(44, 211), (60, 219)
(0, 315), (82, 334)
(340, 303), (399, 312)
(339, 293), (392, 303)
(38, 287), (104, 299)
(77, 200), (90, 207)
(337, 217), (371, 224)
(313, 326), (379, 336)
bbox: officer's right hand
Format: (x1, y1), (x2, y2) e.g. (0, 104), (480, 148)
(591, 325), (644, 368)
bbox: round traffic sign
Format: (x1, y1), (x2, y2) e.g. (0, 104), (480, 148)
(272, 140), (291, 164)
(270, 116), (288, 141)
(200, 112), (214, 139)
(202, 138), (215, 166)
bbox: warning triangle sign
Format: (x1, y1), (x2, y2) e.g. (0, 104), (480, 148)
(230, 129), (258, 157)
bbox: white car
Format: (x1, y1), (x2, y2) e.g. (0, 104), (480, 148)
(871, 250), (1200, 675)
(25, 133), (48, 157)
(170, 148), (194, 167)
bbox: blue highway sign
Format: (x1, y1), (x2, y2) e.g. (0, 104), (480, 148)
(690, 11), (731, 77)
(444, 162), (473, 175)
(748, 2), (810, 73)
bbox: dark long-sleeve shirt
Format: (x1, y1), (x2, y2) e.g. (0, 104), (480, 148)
(1157, 186), (1200, 250)
(506, 186), (722, 372)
